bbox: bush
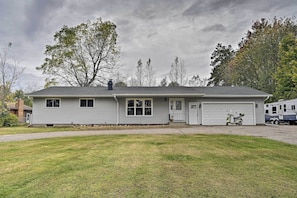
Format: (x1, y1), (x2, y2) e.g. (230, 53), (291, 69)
(0, 113), (19, 127)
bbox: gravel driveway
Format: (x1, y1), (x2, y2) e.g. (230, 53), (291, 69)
(0, 125), (296, 145)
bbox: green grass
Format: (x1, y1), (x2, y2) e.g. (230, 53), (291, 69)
(1, 134), (297, 197)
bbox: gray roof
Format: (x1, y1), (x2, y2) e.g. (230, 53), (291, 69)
(28, 86), (271, 98)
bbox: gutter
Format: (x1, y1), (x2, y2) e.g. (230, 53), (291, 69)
(113, 95), (119, 125)
(203, 94), (272, 98)
(113, 93), (206, 97)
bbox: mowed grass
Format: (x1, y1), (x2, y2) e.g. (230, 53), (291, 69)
(1, 134), (297, 197)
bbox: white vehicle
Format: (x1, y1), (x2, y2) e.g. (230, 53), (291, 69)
(264, 98), (297, 125)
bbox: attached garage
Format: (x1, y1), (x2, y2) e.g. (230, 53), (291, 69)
(202, 102), (255, 125)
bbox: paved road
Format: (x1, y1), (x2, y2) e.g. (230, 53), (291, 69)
(0, 125), (296, 145)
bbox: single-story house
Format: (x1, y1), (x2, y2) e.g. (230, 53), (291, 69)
(28, 83), (270, 126)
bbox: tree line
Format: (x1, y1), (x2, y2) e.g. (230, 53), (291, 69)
(208, 17), (297, 101)
(117, 56), (207, 87)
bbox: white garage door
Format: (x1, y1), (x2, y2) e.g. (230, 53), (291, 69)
(202, 102), (255, 125)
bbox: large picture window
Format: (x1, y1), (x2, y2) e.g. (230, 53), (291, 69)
(127, 98), (152, 116)
(46, 99), (60, 108)
(80, 99), (94, 107)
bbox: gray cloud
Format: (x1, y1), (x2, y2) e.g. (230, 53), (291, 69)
(24, 0), (64, 39)
(201, 24), (226, 32)
(1, 0), (297, 87)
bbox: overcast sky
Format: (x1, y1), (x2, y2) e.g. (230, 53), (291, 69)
(0, 0), (296, 90)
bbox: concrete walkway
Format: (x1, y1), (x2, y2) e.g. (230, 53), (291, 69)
(0, 125), (297, 145)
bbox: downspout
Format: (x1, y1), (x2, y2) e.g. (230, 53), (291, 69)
(113, 95), (119, 125)
(264, 95), (270, 102)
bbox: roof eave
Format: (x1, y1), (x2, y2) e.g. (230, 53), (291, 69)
(113, 93), (206, 97)
(204, 94), (272, 98)
(29, 95), (113, 98)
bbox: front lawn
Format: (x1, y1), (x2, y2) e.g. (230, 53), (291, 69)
(1, 134), (297, 197)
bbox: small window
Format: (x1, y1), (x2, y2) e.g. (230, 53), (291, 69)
(272, 106), (277, 114)
(284, 104), (287, 112)
(127, 100), (134, 115)
(80, 99), (94, 107)
(176, 101), (182, 110)
(136, 100), (143, 115)
(292, 105), (296, 110)
(265, 110), (269, 114)
(46, 99), (60, 107)
(145, 100), (152, 115)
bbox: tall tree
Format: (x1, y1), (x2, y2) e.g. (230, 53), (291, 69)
(274, 33), (297, 99)
(228, 17), (297, 94)
(37, 18), (120, 87)
(0, 43), (24, 113)
(135, 59), (144, 86)
(208, 43), (235, 86)
(13, 89), (33, 107)
(144, 58), (156, 86)
(169, 57), (186, 86)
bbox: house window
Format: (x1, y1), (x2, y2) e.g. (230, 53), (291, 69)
(176, 100), (182, 110)
(126, 98), (152, 116)
(46, 99), (60, 107)
(272, 106), (277, 114)
(80, 99), (94, 107)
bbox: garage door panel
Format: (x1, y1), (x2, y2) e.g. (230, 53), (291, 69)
(202, 103), (255, 125)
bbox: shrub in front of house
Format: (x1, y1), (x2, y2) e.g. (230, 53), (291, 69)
(0, 113), (19, 127)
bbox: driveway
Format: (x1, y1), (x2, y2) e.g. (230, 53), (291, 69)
(0, 125), (296, 145)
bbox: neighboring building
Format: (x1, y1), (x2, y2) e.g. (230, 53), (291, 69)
(8, 99), (32, 122)
(28, 84), (270, 126)
(264, 98), (297, 125)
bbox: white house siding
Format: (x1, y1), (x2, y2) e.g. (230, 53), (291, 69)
(32, 97), (117, 125)
(117, 97), (169, 124)
(31, 96), (266, 126)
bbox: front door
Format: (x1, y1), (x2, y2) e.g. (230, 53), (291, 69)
(278, 104), (284, 120)
(189, 102), (199, 125)
(169, 98), (185, 122)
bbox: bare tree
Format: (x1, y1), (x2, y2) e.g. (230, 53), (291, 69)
(135, 59), (144, 86)
(188, 74), (208, 87)
(169, 57), (187, 86)
(114, 71), (127, 86)
(159, 76), (168, 87)
(0, 43), (24, 113)
(144, 58), (156, 86)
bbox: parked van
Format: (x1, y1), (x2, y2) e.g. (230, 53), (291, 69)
(264, 98), (297, 125)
